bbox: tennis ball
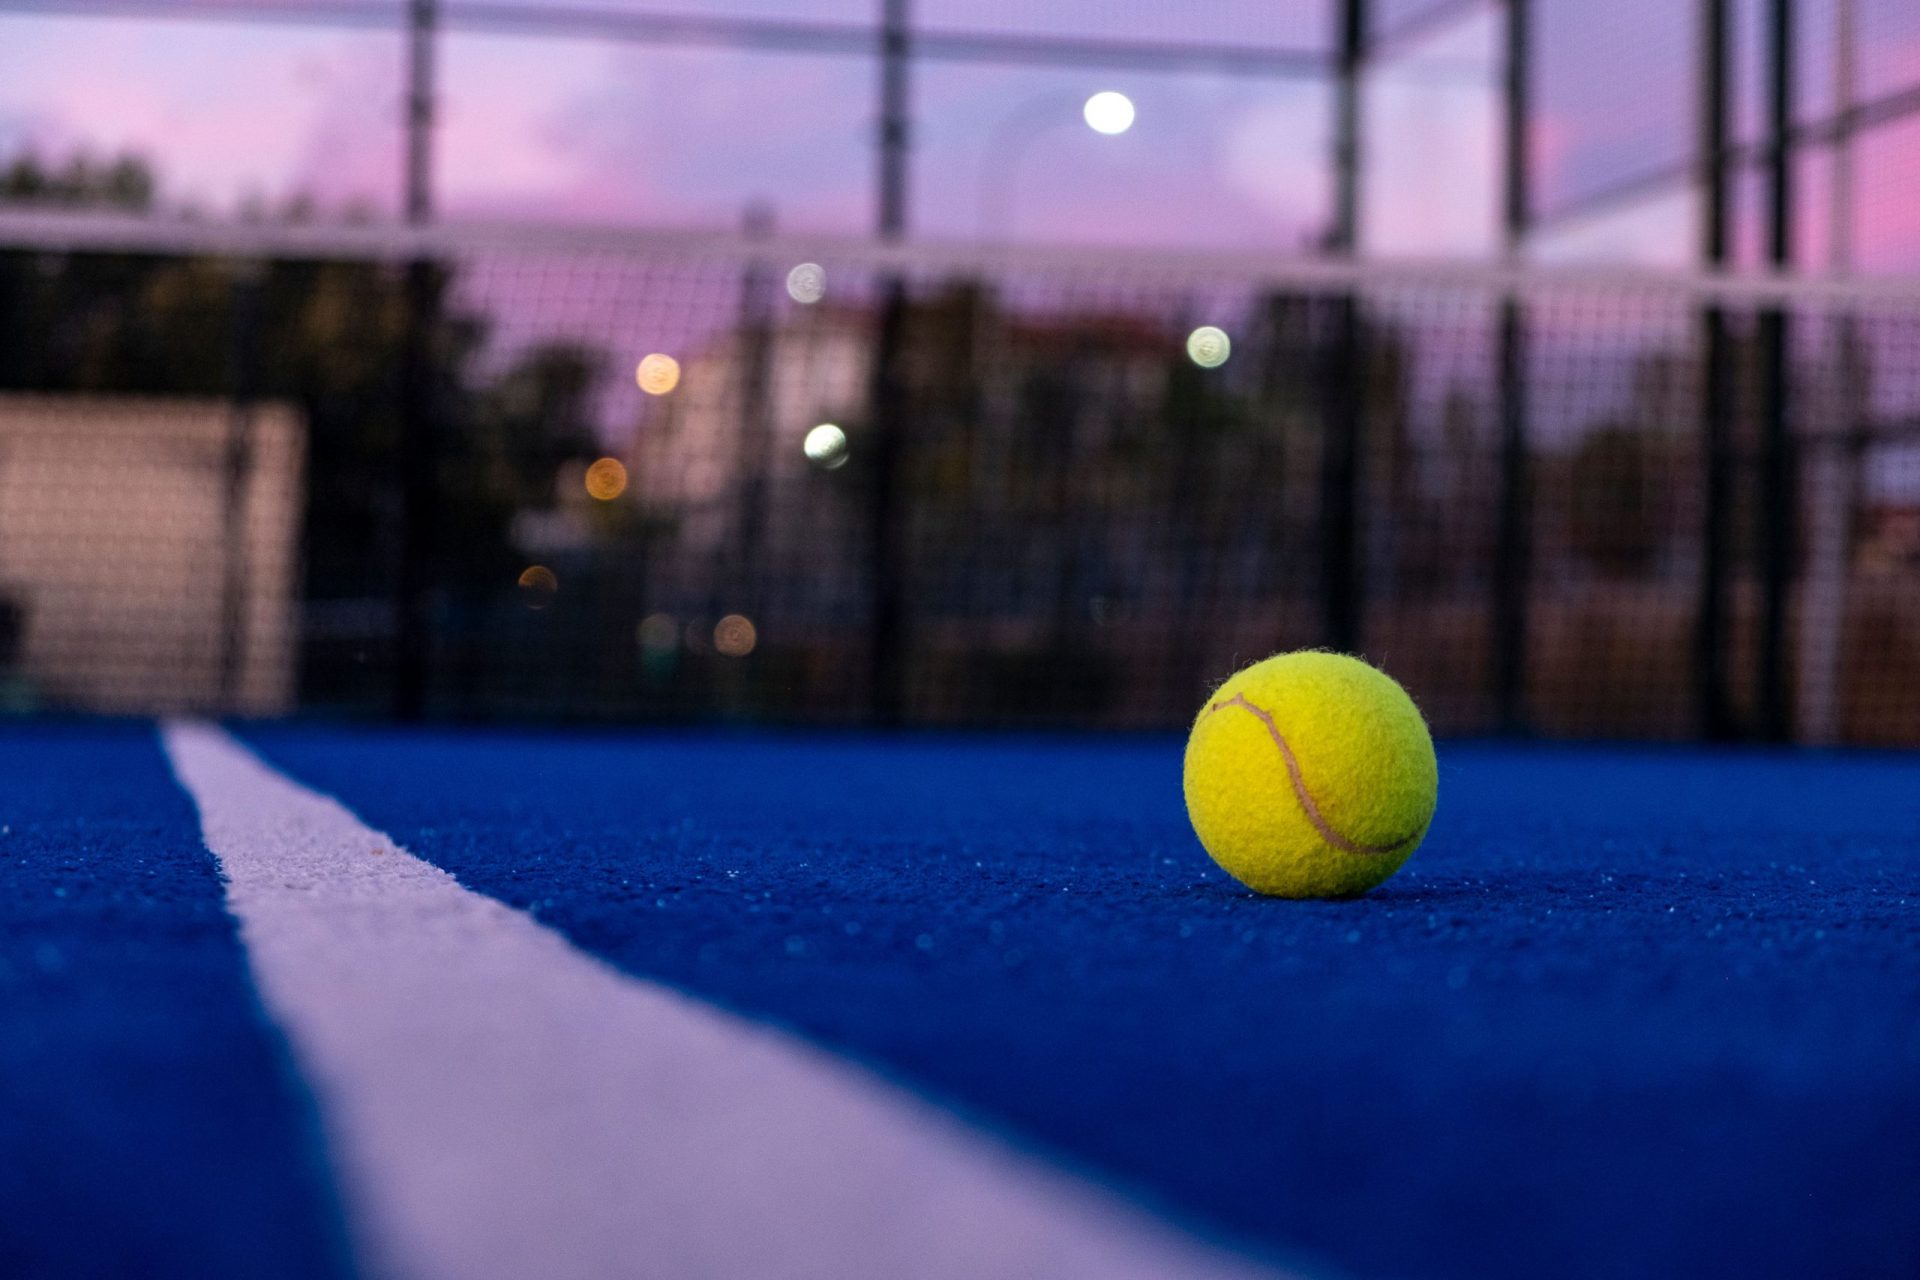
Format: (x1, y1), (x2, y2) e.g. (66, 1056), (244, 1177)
(1184, 651), (1437, 899)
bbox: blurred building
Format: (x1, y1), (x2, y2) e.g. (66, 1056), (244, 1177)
(631, 298), (872, 560)
(0, 395), (303, 714)
(628, 286), (1335, 568)
(622, 286), (1371, 721)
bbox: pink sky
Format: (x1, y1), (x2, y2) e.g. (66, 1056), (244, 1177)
(0, 3), (1914, 269)
(1, 2), (1914, 497)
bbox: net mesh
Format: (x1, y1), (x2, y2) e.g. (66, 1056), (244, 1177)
(1, 209), (1917, 739)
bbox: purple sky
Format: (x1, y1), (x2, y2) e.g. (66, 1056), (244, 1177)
(1, 1), (1916, 498)
(0, 1), (1915, 267)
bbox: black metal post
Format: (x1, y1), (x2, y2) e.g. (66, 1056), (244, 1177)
(867, 281), (909, 726)
(1757, 0), (1796, 741)
(1696, 0), (1736, 739)
(394, 0), (438, 720)
(220, 263), (264, 707)
(877, 0), (910, 241)
(1330, 0), (1365, 259)
(867, 0), (911, 723)
(1320, 0), (1366, 656)
(733, 204), (776, 620)
(1492, 0), (1531, 734)
(1320, 307), (1363, 658)
(404, 0), (434, 226)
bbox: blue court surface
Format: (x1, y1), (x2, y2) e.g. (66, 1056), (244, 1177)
(4, 719), (1918, 1279)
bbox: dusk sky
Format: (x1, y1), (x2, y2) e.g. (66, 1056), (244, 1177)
(0, 0), (1914, 268)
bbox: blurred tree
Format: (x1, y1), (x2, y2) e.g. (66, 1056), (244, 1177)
(1, 151), (154, 210)
(474, 342), (603, 505)
(1565, 424), (1679, 578)
(0, 149), (613, 703)
(445, 340), (624, 590)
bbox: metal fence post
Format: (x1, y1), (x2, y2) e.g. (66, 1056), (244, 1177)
(220, 262), (264, 708)
(1756, 0), (1797, 742)
(867, 0), (912, 724)
(1795, 0), (1859, 747)
(1696, 0), (1736, 740)
(733, 204), (776, 624)
(1331, 0), (1365, 262)
(1493, 0), (1533, 734)
(1321, 0), (1367, 657)
(394, 0), (439, 720)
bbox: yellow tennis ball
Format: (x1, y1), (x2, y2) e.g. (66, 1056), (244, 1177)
(1183, 651), (1438, 899)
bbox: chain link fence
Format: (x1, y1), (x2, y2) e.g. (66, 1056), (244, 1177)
(1, 213), (1917, 739)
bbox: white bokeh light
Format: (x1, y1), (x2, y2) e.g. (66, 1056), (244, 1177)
(1082, 91), (1136, 136)
(786, 262), (826, 304)
(803, 423), (849, 470)
(1186, 326), (1231, 369)
(635, 353), (681, 395)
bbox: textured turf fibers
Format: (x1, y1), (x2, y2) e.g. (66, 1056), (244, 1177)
(242, 726), (1920, 1280)
(0, 723), (355, 1280)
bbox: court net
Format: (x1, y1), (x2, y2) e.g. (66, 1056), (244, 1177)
(1, 208), (1917, 742)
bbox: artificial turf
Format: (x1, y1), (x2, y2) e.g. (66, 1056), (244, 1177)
(0, 723), (354, 1280)
(240, 725), (1920, 1280)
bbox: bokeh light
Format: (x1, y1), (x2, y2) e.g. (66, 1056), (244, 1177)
(1083, 91), (1136, 136)
(636, 353), (681, 395)
(1186, 325), (1232, 369)
(786, 263), (826, 304)
(714, 614), (758, 657)
(637, 613), (679, 654)
(803, 423), (849, 470)
(517, 564), (558, 609)
(584, 456), (628, 501)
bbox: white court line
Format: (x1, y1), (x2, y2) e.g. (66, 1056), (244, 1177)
(162, 722), (1305, 1280)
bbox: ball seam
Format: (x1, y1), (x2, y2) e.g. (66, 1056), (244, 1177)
(1202, 693), (1421, 857)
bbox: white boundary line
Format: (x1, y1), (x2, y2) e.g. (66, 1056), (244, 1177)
(7, 208), (1920, 306)
(161, 721), (1302, 1280)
